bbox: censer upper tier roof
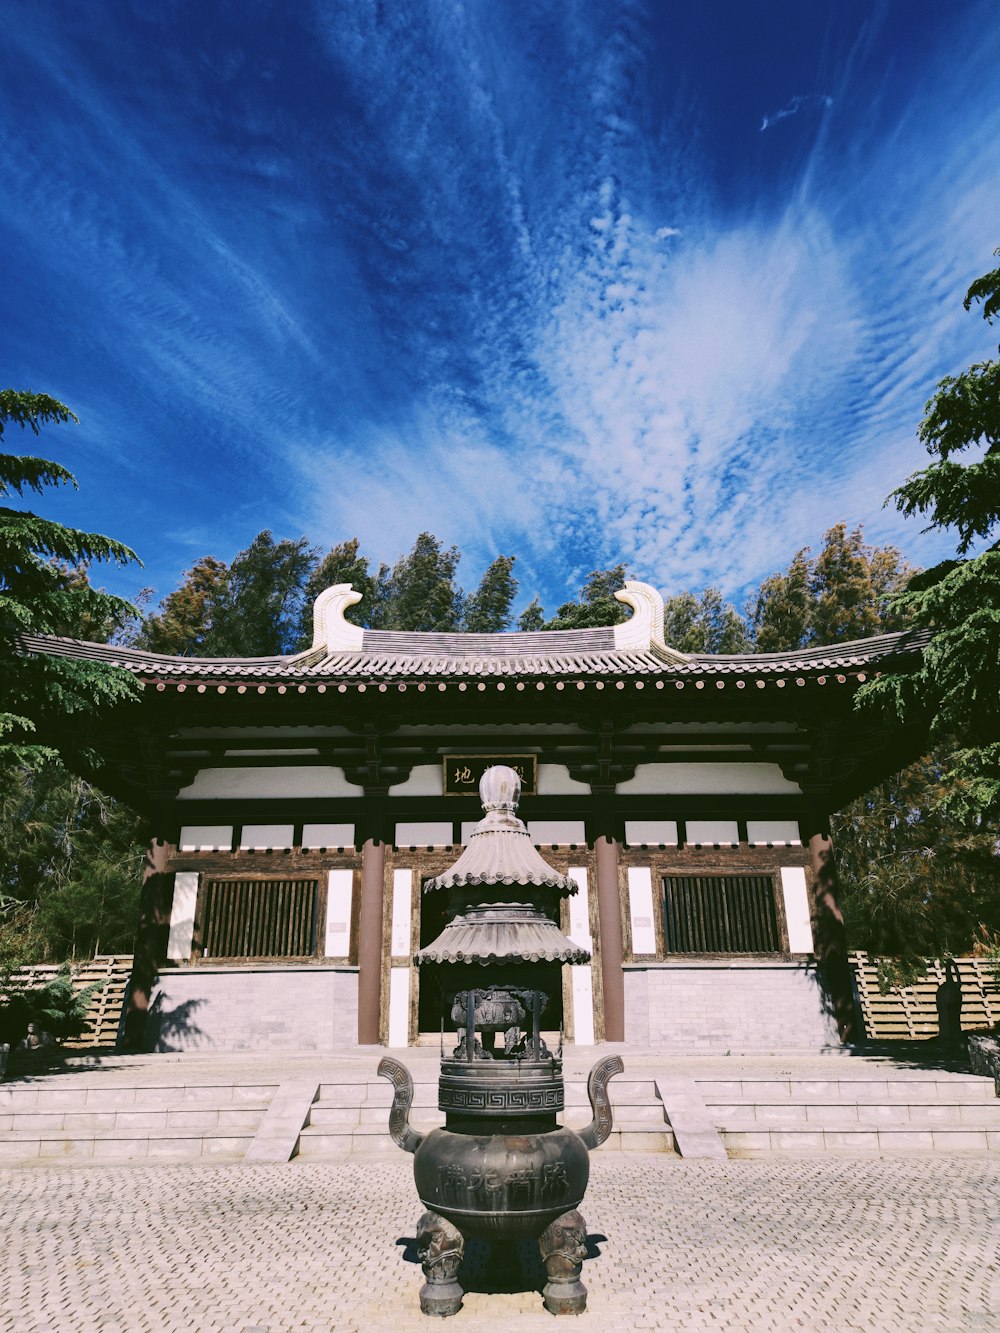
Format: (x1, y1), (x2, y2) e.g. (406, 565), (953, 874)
(423, 765), (579, 897)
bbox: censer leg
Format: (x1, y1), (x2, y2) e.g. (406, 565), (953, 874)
(538, 1209), (588, 1315)
(416, 1210), (465, 1317)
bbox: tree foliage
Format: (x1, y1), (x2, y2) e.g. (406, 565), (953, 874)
(663, 588), (751, 653)
(531, 565), (631, 630)
(834, 752), (1000, 962)
(462, 555), (518, 632)
(858, 250), (1000, 823)
(749, 523), (914, 652)
(368, 532), (463, 632)
(1, 390), (140, 766)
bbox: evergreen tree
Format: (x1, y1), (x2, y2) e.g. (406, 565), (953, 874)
(203, 531), (316, 656)
(136, 556), (229, 655)
(462, 555), (518, 632)
(662, 588), (751, 652)
(1, 390), (140, 765)
(860, 250), (1000, 821)
(373, 532), (463, 632)
(0, 760), (144, 966)
(541, 564), (630, 630)
(834, 752), (1000, 962)
(517, 595), (545, 632)
(749, 549), (813, 652)
(749, 525), (913, 650)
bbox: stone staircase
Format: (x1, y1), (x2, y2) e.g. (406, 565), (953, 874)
(296, 1069), (672, 1158)
(0, 1067), (278, 1164)
(2, 1051), (999, 1163)
(697, 1062), (1000, 1155)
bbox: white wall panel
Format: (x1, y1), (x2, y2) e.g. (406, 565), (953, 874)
(747, 820), (801, 847)
(178, 825), (232, 853)
(394, 822), (453, 848)
(302, 823), (355, 850)
(178, 766), (361, 799)
(528, 820), (586, 846)
(166, 872), (197, 961)
(239, 823), (295, 851)
(568, 865), (595, 1045)
(570, 965), (595, 1045)
(388, 765), (443, 796)
(627, 867), (657, 955)
(388, 967), (410, 1046)
(685, 820), (739, 847)
(391, 868), (413, 957)
(324, 868), (354, 957)
(536, 764), (590, 795)
(780, 866), (814, 953)
(625, 820), (679, 847)
(618, 762), (800, 795)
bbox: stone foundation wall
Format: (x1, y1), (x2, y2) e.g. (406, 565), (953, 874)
(147, 965), (360, 1052)
(623, 961), (841, 1051)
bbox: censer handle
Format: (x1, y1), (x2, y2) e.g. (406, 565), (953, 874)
(378, 1056), (425, 1154)
(578, 1054), (624, 1151)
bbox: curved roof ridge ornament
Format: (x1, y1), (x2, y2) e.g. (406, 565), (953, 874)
(312, 582), (365, 653)
(613, 580), (688, 662)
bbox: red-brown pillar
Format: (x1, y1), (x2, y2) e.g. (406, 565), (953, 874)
(594, 835), (626, 1042)
(357, 837), (387, 1045)
(121, 836), (174, 1052)
(806, 816), (855, 1043)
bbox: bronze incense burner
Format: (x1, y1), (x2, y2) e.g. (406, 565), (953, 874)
(379, 765), (621, 1317)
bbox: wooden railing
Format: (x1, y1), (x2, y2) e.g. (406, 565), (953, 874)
(851, 952), (1000, 1040)
(201, 877), (319, 959)
(662, 874), (780, 954)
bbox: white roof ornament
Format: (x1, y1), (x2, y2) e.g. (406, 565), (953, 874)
(613, 580), (686, 659)
(311, 583), (365, 653)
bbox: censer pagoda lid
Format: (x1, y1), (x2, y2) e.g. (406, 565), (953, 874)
(421, 764), (579, 896)
(414, 765), (590, 968)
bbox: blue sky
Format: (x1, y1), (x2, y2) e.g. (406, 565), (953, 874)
(3, 0), (999, 621)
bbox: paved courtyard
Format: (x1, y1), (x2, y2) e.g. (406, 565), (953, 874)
(1, 1154), (998, 1332)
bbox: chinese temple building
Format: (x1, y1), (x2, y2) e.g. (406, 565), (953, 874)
(25, 580), (928, 1054)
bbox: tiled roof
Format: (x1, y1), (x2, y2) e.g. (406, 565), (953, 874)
(18, 625), (930, 684)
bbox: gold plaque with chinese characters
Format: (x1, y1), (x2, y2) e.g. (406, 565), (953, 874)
(442, 755), (537, 796)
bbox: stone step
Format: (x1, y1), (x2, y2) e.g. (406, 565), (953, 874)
(0, 1126), (255, 1164)
(720, 1121), (1000, 1155)
(0, 1081), (278, 1110)
(694, 1075), (994, 1103)
(0, 1103), (269, 1133)
(705, 1099), (1000, 1126)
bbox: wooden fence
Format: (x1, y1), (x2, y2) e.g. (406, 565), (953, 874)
(851, 952), (1000, 1040)
(6, 955), (132, 1049)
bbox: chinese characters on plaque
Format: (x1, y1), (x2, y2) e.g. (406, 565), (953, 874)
(443, 755), (537, 796)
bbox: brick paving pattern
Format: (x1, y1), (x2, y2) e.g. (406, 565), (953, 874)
(2, 1155), (999, 1331)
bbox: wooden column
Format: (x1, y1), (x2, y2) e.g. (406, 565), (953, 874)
(121, 836), (174, 1052)
(357, 837), (387, 1045)
(594, 835), (625, 1042)
(805, 814), (855, 1043)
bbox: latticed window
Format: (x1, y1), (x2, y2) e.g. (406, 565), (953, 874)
(661, 874), (780, 954)
(201, 878), (319, 958)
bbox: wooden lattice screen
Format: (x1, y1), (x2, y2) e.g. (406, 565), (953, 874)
(6, 955), (132, 1049)
(662, 874), (781, 953)
(851, 952), (1000, 1040)
(201, 877), (319, 959)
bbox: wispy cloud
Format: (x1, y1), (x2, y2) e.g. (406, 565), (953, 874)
(760, 93), (833, 132)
